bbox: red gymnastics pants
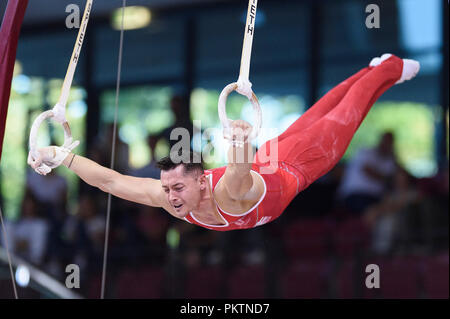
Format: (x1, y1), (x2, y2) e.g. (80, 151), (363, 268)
(254, 55), (403, 201)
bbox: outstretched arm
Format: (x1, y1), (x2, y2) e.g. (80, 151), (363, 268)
(61, 153), (165, 207)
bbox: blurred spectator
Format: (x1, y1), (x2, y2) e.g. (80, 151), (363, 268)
(418, 161), (449, 199)
(26, 168), (68, 221)
(26, 168), (69, 273)
(93, 123), (130, 173)
(160, 95), (195, 149)
(337, 132), (398, 215)
(288, 164), (344, 219)
(107, 199), (148, 266)
(135, 205), (169, 264)
(63, 194), (105, 274)
(177, 222), (223, 266)
(415, 162), (449, 251)
(363, 168), (419, 255)
(131, 134), (161, 179)
(1, 193), (49, 266)
(211, 228), (266, 266)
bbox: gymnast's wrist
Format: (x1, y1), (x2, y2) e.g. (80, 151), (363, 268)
(63, 152), (75, 168)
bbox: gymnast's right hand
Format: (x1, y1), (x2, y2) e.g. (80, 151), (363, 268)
(27, 145), (73, 176)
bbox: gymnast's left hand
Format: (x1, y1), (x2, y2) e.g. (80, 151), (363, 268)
(228, 119), (253, 145)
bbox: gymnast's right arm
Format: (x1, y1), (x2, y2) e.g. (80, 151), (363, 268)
(60, 152), (166, 208)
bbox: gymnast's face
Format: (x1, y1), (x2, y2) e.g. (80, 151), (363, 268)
(160, 165), (205, 218)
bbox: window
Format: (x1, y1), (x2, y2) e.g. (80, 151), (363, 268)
(99, 86), (174, 169)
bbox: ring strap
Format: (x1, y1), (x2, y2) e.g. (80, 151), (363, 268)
(219, 0), (261, 145)
(29, 0), (92, 162)
(237, 0), (259, 99)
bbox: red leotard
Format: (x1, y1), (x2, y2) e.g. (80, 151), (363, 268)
(185, 55), (403, 231)
(184, 162), (302, 231)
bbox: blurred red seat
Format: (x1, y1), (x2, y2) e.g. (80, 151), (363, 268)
(116, 267), (165, 299)
(227, 265), (266, 298)
(335, 260), (356, 298)
(363, 256), (420, 299)
(185, 266), (225, 298)
(280, 259), (330, 298)
(422, 253), (449, 299)
(283, 219), (334, 260)
(87, 274), (103, 299)
(332, 217), (370, 258)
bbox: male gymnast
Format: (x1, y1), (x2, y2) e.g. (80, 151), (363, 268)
(28, 54), (420, 231)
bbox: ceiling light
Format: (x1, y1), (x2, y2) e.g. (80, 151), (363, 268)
(111, 6), (152, 31)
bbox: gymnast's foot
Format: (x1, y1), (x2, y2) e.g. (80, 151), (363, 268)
(396, 58), (420, 84)
(369, 53), (420, 84)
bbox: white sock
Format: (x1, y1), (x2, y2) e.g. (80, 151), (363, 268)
(369, 53), (420, 84)
(396, 59), (420, 84)
(369, 53), (392, 67)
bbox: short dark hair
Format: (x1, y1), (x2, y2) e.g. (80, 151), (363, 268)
(156, 150), (204, 176)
